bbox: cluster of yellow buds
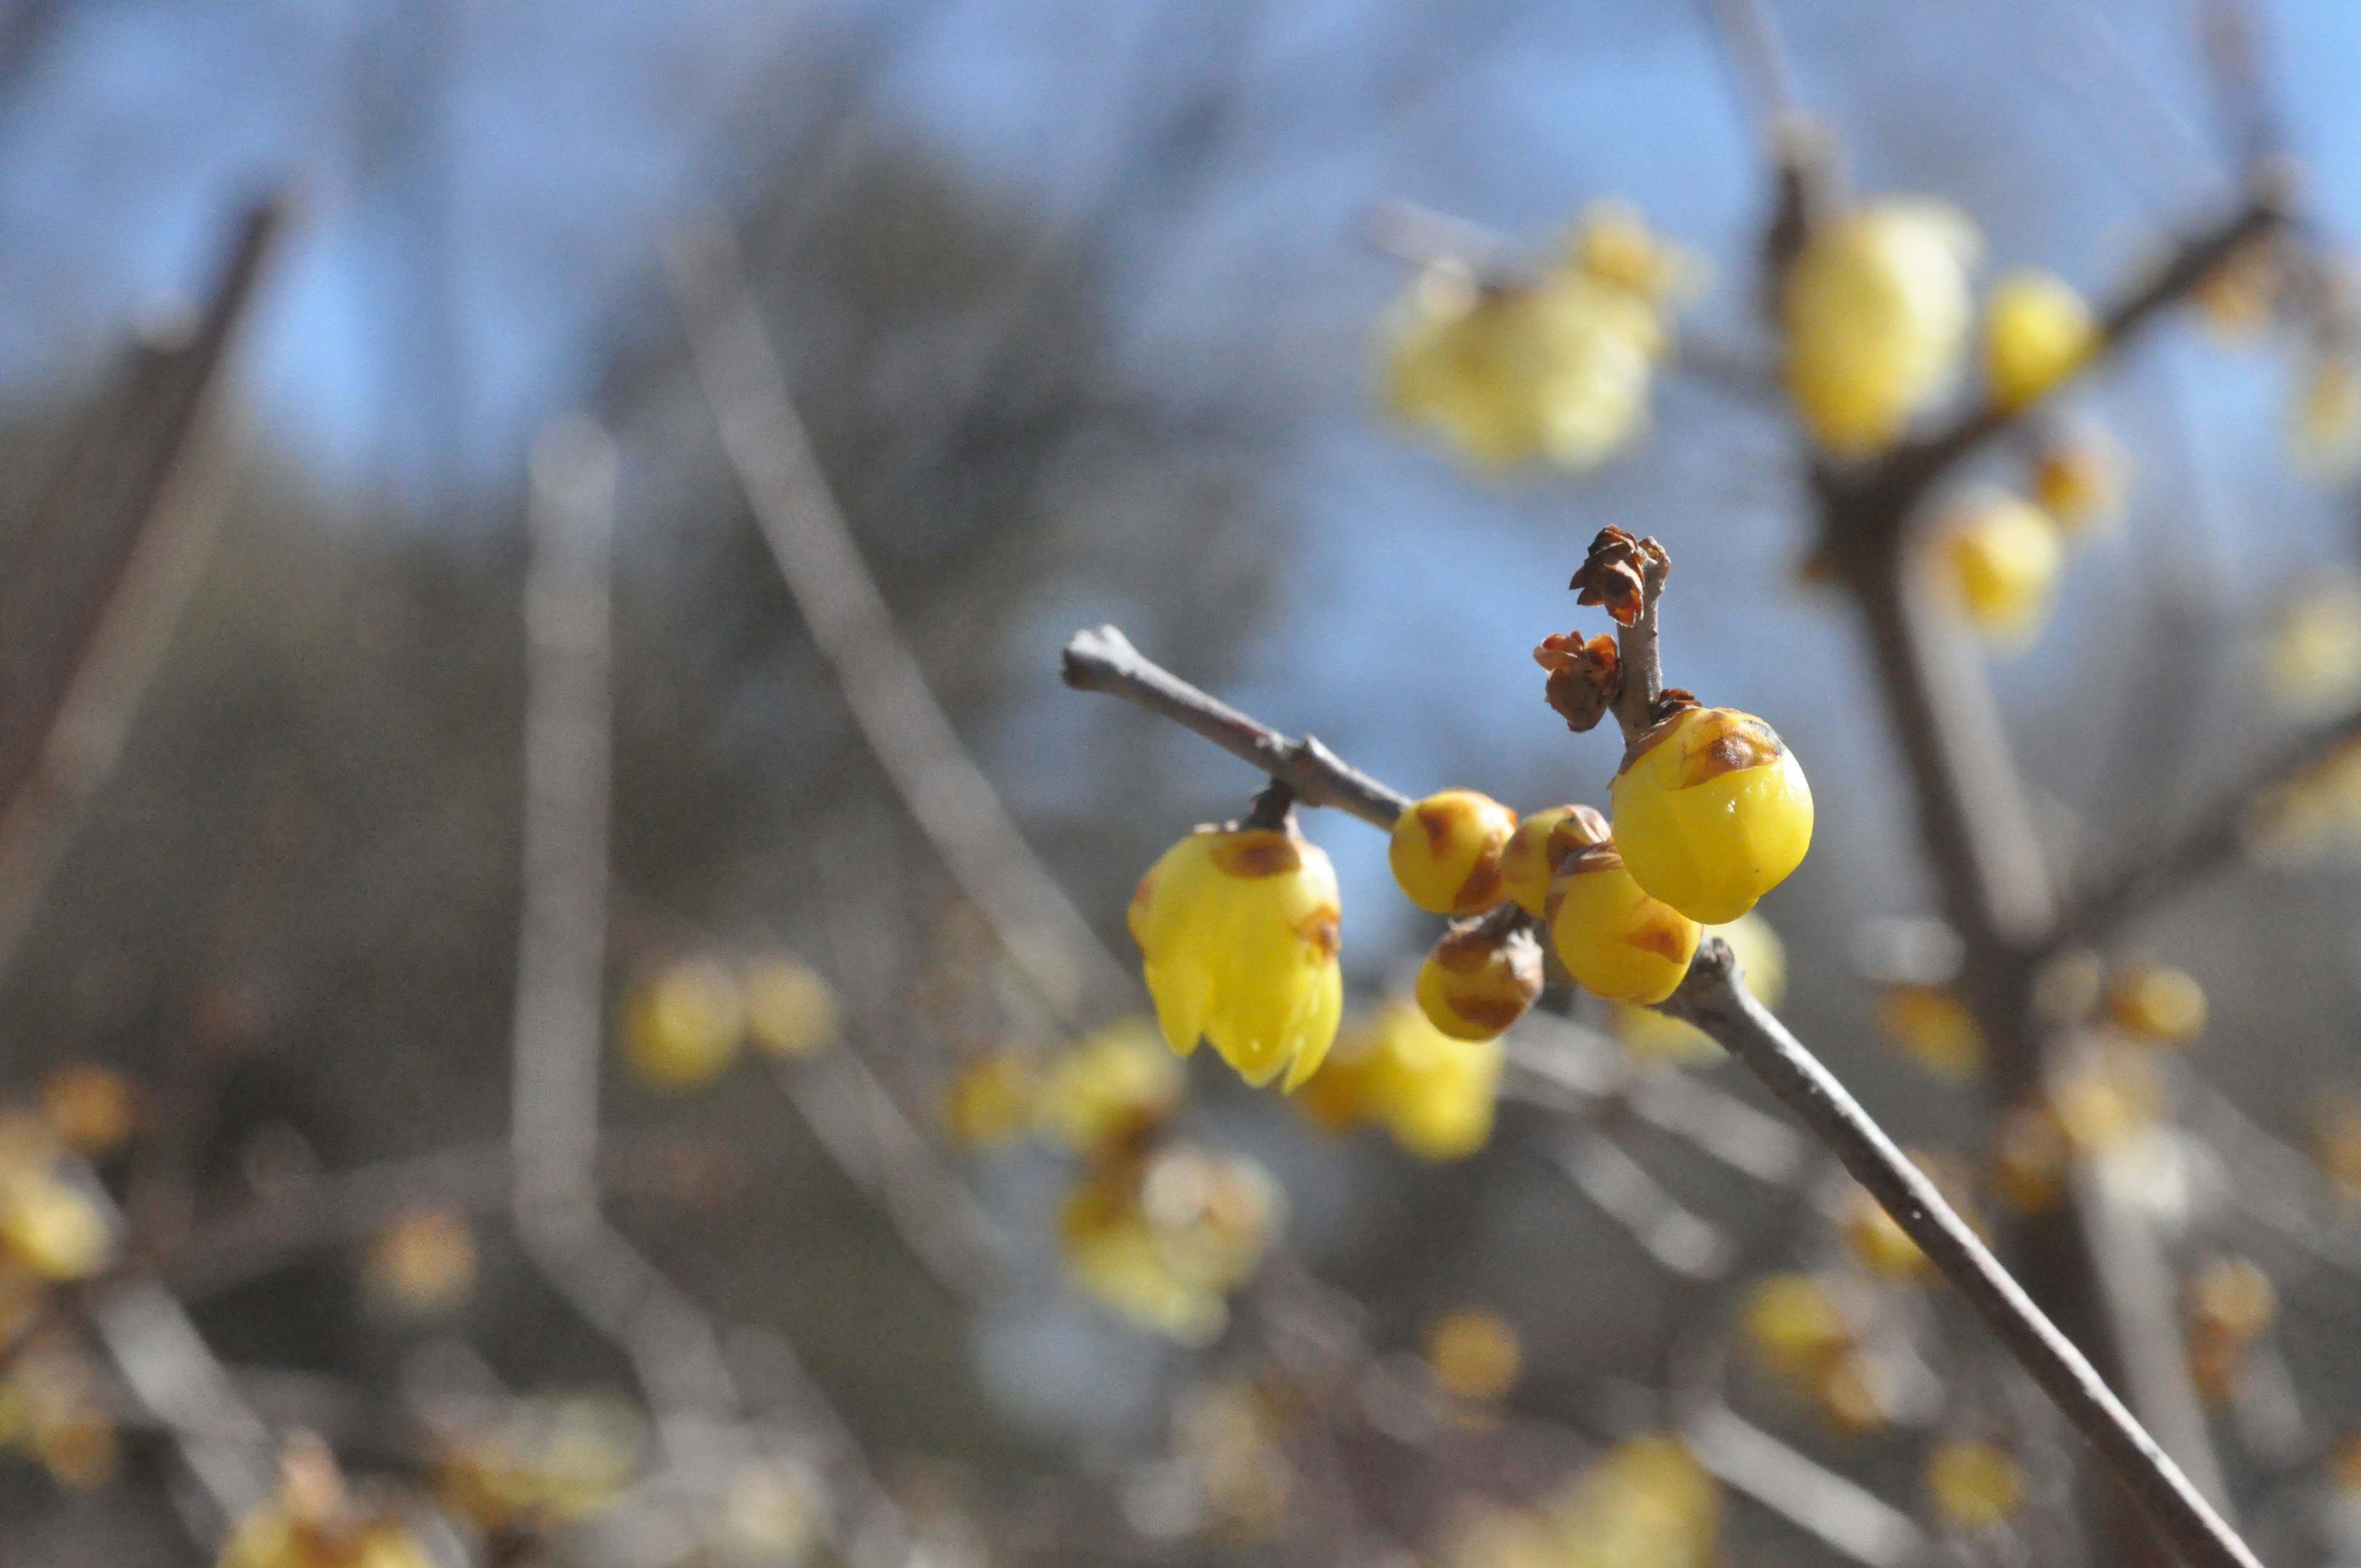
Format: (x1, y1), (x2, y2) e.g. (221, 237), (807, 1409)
(1444, 1434), (1719, 1568)
(1783, 198), (1979, 455)
(221, 1433), (435, 1568)
(435, 1392), (644, 1538)
(1383, 202), (1695, 472)
(623, 951), (841, 1091)
(1926, 1438), (2025, 1531)
(2185, 1255), (2277, 1407)
(1131, 810), (1342, 1091)
(1297, 1000), (1505, 1161)
(1060, 1143), (1279, 1346)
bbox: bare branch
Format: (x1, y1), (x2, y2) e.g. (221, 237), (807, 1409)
(1060, 624), (2268, 1568)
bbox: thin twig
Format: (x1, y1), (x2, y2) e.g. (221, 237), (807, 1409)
(1059, 625), (2267, 1568)
(665, 220), (1133, 1028)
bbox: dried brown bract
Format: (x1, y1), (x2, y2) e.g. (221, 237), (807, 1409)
(1568, 526), (1670, 626)
(1535, 632), (1620, 732)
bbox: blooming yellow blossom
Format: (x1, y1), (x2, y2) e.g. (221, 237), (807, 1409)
(1029, 1020), (1183, 1154)
(743, 955), (840, 1058)
(1297, 1000), (1505, 1161)
(1941, 491), (2063, 645)
(1060, 1146), (1279, 1344)
(1610, 706), (1814, 925)
(1784, 199), (1980, 455)
(1129, 819), (1342, 1091)
(1927, 1439), (2023, 1530)
(622, 957), (746, 1091)
(1617, 913), (1785, 1061)
(1983, 269), (2095, 410)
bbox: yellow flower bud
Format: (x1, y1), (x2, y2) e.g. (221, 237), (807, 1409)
(1553, 1435), (1719, 1568)
(1500, 802), (1611, 916)
(364, 1206), (477, 1317)
(1741, 1273), (1849, 1381)
(1617, 913), (1785, 1061)
(1983, 269), (2095, 411)
(1927, 1439), (2023, 1531)
(1390, 790), (1517, 916)
(1425, 1307), (1523, 1401)
(0, 1118), (113, 1281)
(1297, 1001), (1505, 1161)
(1129, 818), (1342, 1091)
(1415, 918), (1544, 1040)
(1609, 707), (1814, 925)
(1546, 843), (1699, 1006)
(622, 957), (746, 1091)
(1030, 1019), (1183, 1154)
(1940, 491), (2063, 644)
(1877, 983), (1985, 1083)
(743, 955), (840, 1058)
(2051, 1053), (2163, 1154)
(2189, 1255), (2276, 1344)
(1783, 199), (1980, 456)
(2032, 426), (2126, 538)
(2106, 964), (2206, 1045)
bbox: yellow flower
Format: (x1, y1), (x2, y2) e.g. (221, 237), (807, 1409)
(1298, 1000), (1506, 1161)
(2106, 964), (2207, 1045)
(1741, 1273), (1849, 1382)
(1567, 200), (1698, 307)
(1130, 819), (1342, 1091)
(437, 1393), (644, 1529)
(1029, 1019), (1184, 1154)
(0, 1117), (113, 1281)
(1877, 983), (1985, 1083)
(1500, 802), (1611, 916)
(1552, 1435), (1720, 1568)
(1617, 912), (1785, 1061)
(2032, 424), (2126, 538)
(622, 957), (746, 1091)
(1547, 843), (1699, 1005)
(1060, 1146), (1279, 1345)
(1983, 269), (2095, 410)
(1783, 199), (1980, 455)
(2263, 575), (2361, 718)
(363, 1207), (477, 1317)
(2293, 355), (2361, 481)
(743, 955), (840, 1058)
(223, 1435), (437, 1568)
(944, 1051), (1035, 1149)
(1389, 790), (1517, 916)
(1927, 1439), (2023, 1531)
(41, 1066), (134, 1157)
(1940, 490), (2063, 645)
(1609, 707), (1814, 925)
(2189, 1255), (2276, 1344)
(1425, 1307), (1524, 1401)
(1415, 917), (1544, 1040)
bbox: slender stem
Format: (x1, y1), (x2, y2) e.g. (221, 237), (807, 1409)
(1059, 623), (2268, 1568)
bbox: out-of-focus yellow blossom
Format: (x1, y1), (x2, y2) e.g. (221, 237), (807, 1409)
(41, 1066), (133, 1157)
(1060, 1146), (1279, 1345)
(944, 1050), (1035, 1149)
(1610, 707), (1814, 925)
(1297, 1001), (1505, 1162)
(1445, 1435), (1720, 1568)
(2313, 1092), (2361, 1208)
(1940, 491), (2063, 646)
(363, 1207), (477, 1317)
(1783, 199), (1980, 456)
(2246, 738), (2361, 863)
(1816, 1353), (1898, 1434)
(2187, 1255), (2277, 1407)
(1173, 1377), (1294, 1538)
(1129, 819), (1342, 1091)
(2033, 426), (2127, 538)
(1029, 1020), (1183, 1155)
(1548, 844), (1699, 1007)
(2293, 355), (2361, 482)
(743, 955), (840, 1059)
(0, 1339), (117, 1489)
(1501, 803), (1611, 917)
(1618, 912), (1785, 1061)
(1416, 917), (1544, 1040)
(437, 1393), (643, 1531)
(2196, 241), (2281, 337)
(221, 1434), (435, 1568)
(2263, 575), (2361, 719)
(1426, 1307), (1524, 1401)
(1991, 1104), (2071, 1214)
(1385, 205), (1691, 472)
(0, 1115), (114, 1280)
(1741, 1273), (1850, 1383)
(1390, 790), (1517, 917)
(1878, 984), (1983, 1083)
(622, 957), (746, 1091)
(713, 1456), (829, 1564)
(1926, 1439), (2023, 1531)
(1983, 269), (2095, 411)
(2051, 1052), (2164, 1155)
(2105, 964), (2207, 1045)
